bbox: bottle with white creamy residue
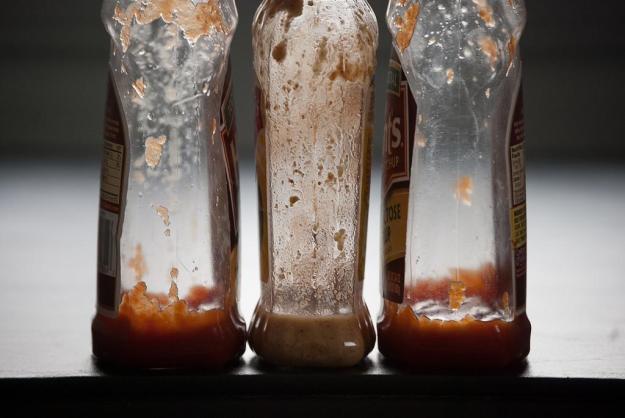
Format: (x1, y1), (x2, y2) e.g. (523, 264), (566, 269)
(249, 0), (378, 368)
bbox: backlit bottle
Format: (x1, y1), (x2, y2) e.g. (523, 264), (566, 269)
(249, 0), (378, 367)
(379, 0), (531, 369)
(91, 0), (245, 369)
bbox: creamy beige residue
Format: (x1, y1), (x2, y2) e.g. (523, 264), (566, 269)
(333, 228), (346, 252)
(506, 35), (517, 74)
(113, 0), (226, 52)
(145, 135), (167, 168)
(328, 52), (372, 82)
(249, 311), (375, 368)
(154, 205), (171, 226)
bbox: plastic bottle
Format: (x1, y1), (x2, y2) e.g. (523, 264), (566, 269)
(249, 0), (378, 367)
(91, 0), (245, 369)
(378, 0), (530, 369)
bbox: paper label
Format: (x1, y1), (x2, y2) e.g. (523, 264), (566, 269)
(96, 73), (127, 315)
(382, 51), (416, 304)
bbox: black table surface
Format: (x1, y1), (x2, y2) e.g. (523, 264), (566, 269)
(1, 161), (624, 415)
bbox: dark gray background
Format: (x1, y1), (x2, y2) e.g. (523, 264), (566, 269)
(0, 0), (624, 162)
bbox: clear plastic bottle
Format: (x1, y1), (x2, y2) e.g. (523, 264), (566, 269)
(378, 0), (530, 368)
(249, 0), (378, 367)
(91, 0), (245, 369)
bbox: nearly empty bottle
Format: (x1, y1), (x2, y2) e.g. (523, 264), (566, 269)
(249, 0), (378, 367)
(378, 0), (531, 368)
(91, 0), (245, 369)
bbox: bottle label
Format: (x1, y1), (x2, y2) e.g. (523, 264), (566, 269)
(96, 61), (239, 315)
(97, 73), (128, 315)
(509, 88), (527, 310)
(382, 51), (416, 304)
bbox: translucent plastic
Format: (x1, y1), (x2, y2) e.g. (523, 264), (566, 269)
(249, 0), (378, 367)
(92, 0), (245, 369)
(378, 0), (530, 368)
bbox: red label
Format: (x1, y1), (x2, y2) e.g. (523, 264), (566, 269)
(509, 88), (527, 310)
(382, 58), (415, 195)
(382, 50), (416, 304)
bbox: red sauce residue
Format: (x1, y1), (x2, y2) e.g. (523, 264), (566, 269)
(474, 0), (495, 28)
(378, 264), (531, 369)
(405, 263), (499, 303)
(185, 284), (221, 309)
(396, 3), (420, 52)
(455, 175), (473, 206)
(114, 0), (226, 51)
(479, 36), (499, 68)
(92, 281), (245, 369)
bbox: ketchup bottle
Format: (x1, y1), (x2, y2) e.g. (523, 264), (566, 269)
(379, 0), (531, 369)
(92, 0), (245, 369)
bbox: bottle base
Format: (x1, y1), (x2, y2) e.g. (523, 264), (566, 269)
(377, 301), (531, 370)
(91, 309), (246, 370)
(248, 305), (375, 368)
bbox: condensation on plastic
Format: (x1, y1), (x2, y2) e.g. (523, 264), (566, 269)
(249, 0), (378, 367)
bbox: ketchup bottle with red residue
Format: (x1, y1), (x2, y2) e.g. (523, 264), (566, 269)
(379, 0), (531, 369)
(91, 0), (245, 369)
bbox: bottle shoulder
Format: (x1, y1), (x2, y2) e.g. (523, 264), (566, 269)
(253, 0), (378, 44)
(253, 0), (379, 86)
(386, 0), (525, 92)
